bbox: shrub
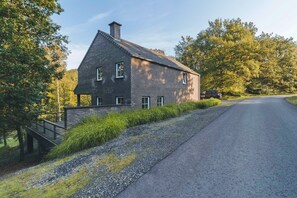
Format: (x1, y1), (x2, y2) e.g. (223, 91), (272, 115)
(47, 99), (221, 159)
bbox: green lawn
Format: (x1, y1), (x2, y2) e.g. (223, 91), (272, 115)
(0, 137), (19, 148)
(286, 96), (297, 105)
(0, 137), (19, 157)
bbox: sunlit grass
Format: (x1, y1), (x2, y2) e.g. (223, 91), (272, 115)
(93, 153), (137, 173)
(0, 137), (19, 157)
(0, 152), (136, 198)
(286, 96), (297, 105)
(0, 156), (87, 198)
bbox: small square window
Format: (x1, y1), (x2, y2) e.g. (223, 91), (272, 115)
(116, 97), (124, 105)
(96, 97), (102, 106)
(157, 96), (164, 107)
(96, 66), (103, 81)
(182, 73), (187, 84)
(116, 62), (124, 78)
(142, 96), (150, 109)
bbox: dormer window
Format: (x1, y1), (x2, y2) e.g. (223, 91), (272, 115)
(96, 66), (103, 81)
(116, 62), (124, 78)
(182, 72), (187, 84)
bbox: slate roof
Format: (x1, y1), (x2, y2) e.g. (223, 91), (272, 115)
(98, 30), (199, 75)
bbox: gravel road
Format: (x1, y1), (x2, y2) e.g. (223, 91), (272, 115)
(117, 96), (297, 198)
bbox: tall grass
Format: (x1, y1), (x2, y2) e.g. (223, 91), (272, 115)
(47, 99), (221, 159)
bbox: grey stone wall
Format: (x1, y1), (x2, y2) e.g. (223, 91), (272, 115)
(131, 57), (200, 108)
(75, 31), (132, 106)
(65, 105), (131, 129)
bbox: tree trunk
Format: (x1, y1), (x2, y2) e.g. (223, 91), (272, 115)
(56, 79), (61, 122)
(3, 131), (7, 147)
(17, 126), (25, 161)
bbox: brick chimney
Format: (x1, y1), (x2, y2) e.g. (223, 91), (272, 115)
(109, 21), (122, 39)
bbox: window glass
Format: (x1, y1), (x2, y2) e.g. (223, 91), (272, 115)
(96, 97), (102, 106)
(142, 96), (150, 109)
(97, 66), (103, 81)
(116, 62), (124, 78)
(182, 73), (187, 84)
(116, 97), (124, 105)
(157, 96), (164, 107)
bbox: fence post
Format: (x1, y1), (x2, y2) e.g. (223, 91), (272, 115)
(43, 121), (46, 134)
(54, 125), (56, 140)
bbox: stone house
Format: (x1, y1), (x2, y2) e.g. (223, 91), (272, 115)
(74, 21), (200, 109)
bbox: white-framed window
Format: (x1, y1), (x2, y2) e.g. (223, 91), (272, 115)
(157, 96), (164, 107)
(142, 96), (150, 109)
(116, 62), (124, 78)
(182, 72), (187, 84)
(116, 97), (124, 105)
(96, 66), (103, 81)
(96, 97), (102, 106)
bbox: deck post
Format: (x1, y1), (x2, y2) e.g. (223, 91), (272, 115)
(77, 94), (81, 107)
(27, 133), (34, 153)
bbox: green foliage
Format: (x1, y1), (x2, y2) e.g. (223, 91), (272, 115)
(175, 18), (297, 95)
(248, 34), (297, 94)
(0, 0), (68, 159)
(286, 96), (297, 105)
(45, 69), (78, 114)
(44, 69), (91, 118)
(47, 99), (221, 159)
(0, 137), (19, 157)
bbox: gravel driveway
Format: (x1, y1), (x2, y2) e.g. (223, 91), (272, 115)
(71, 103), (232, 197)
(117, 96), (297, 198)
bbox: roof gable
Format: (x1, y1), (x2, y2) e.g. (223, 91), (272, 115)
(98, 30), (199, 75)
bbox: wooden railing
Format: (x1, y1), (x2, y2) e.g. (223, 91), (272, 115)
(38, 112), (64, 123)
(33, 119), (65, 140)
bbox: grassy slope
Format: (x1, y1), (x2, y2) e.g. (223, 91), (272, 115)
(47, 99), (221, 159)
(0, 153), (136, 198)
(286, 96), (297, 105)
(0, 99), (221, 197)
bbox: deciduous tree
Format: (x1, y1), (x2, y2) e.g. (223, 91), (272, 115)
(176, 18), (260, 95)
(176, 18), (297, 95)
(0, 0), (68, 160)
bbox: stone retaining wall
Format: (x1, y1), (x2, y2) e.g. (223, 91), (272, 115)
(64, 105), (131, 129)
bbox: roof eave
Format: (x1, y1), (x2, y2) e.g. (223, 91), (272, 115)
(131, 56), (200, 76)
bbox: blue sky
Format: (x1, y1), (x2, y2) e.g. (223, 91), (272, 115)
(52, 0), (297, 70)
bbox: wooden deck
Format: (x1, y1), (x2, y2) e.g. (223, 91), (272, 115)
(27, 120), (66, 147)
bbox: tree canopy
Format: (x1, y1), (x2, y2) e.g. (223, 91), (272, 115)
(44, 69), (91, 120)
(0, 0), (68, 160)
(175, 18), (297, 95)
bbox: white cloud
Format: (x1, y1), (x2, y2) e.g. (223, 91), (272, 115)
(88, 12), (111, 23)
(62, 11), (112, 35)
(66, 44), (89, 70)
